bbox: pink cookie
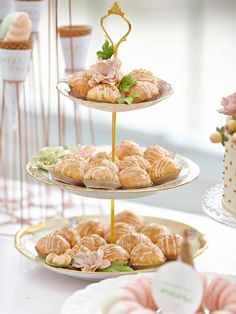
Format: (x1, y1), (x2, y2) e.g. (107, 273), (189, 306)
(224, 303), (236, 314)
(219, 285), (236, 309)
(205, 277), (230, 311)
(136, 277), (157, 310)
(125, 281), (149, 308)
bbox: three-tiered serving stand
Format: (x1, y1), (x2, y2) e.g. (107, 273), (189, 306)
(19, 1), (205, 280)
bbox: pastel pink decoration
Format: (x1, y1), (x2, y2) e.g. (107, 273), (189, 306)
(224, 303), (236, 314)
(72, 250), (111, 272)
(205, 277), (231, 311)
(218, 92), (236, 116)
(211, 311), (232, 314)
(89, 58), (122, 87)
(218, 285), (236, 309)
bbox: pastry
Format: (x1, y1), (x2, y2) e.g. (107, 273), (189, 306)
(127, 81), (159, 103)
(53, 158), (88, 186)
(119, 166), (152, 189)
(89, 151), (120, 168)
(84, 166), (121, 189)
(67, 244), (91, 256)
(114, 210), (144, 231)
(128, 69), (159, 86)
(149, 157), (182, 185)
(80, 234), (106, 251)
(119, 155), (151, 172)
(87, 84), (121, 103)
(116, 140), (143, 160)
(144, 145), (173, 165)
(141, 223), (171, 243)
(69, 145), (96, 160)
(116, 232), (152, 253)
(156, 233), (183, 260)
(68, 70), (92, 99)
(54, 227), (77, 247)
(76, 219), (105, 238)
(104, 222), (135, 243)
(130, 243), (165, 269)
(35, 233), (70, 257)
(98, 244), (129, 263)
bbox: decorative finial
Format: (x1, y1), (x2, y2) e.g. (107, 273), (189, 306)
(108, 1), (124, 17)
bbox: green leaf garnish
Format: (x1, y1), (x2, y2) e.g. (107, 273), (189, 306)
(216, 126), (229, 147)
(97, 40), (114, 60)
(118, 75), (137, 93)
(116, 95), (140, 105)
(98, 262), (134, 273)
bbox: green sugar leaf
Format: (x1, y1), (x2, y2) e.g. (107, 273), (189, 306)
(119, 75), (137, 93)
(116, 95), (140, 105)
(97, 39), (114, 60)
(98, 262), (134, 273)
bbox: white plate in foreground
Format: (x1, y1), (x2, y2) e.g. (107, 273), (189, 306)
(61, 272), (236, 314)
(15, 215), (207, 281)
(57, 76), (173, 112)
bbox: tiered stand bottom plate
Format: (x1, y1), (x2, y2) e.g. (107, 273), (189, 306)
(15, 215), (207, 281)
(202, 184), (236, 228)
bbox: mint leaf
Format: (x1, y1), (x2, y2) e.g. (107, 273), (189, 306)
(96, 40), (114, 60)
(98, 262), (134, 273)
(116, 95), (140, 105)
(119, 75), (137, 93)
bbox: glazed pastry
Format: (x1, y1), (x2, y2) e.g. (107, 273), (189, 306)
(149, 157), (181, 185)
(87, 84), (121, 103)
(116, 140), (143, 160)
(128, 69), (159, 86)
(76, 219), (105, 238)
(156, 233), (183, 260)
(66, 244), (91, 256)
(45, 252), (72, 268)
(114, 210), (144, 231)
(98, 244), (129, 263)
(130, 243), (165, 269)
(69, 70), (92, 98)
(54, 158), (88, 185)
(116, 232), (152, 253)
(80, 234), (107, 251)
(99, 160), (119, 174)
(84, 166), (121, 189)
(89, 151), (120, 169)
(141, 223), (171, 244)
(55, 227), (77, 247)
(119, 166), (152, 189)
(104, 222), (135, 243)
(144, 145), (173, 165)
(119, 156), (151, 172)
(127, 81), (159, 103)
(69, 144), (96, 160)
(35, 233), (70, 257)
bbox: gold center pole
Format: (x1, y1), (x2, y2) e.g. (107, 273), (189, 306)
(110, 111), (117, 243)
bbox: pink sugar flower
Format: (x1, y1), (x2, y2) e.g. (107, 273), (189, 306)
(218, 92), (236, 116)
(72, 250), (111, 272)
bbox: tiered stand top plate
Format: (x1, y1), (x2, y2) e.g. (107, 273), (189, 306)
(27, 154), (200, 200)
(15, 215), (207, 281)
(56, 77), (173, 112)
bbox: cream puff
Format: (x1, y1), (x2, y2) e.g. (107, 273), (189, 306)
(114, 210), (144, 231)
(149, 157), (181, 185)
(144, 145), (173, 165)
(128, 69), (159, 86)
(156, 233), (183, 260)
(127, 81), (159, 103)
(119, 155), (151, 172)
(89, 151), (120, 169)
(141, 223), (171, 244)
(76, 219), (105, 238)
(87, 84), (121, 103)
(116, 232), (152, 253)
(35, 233), (70, 257)
(69, 70), (92, 99)
(116, 140), (143, 160)
(80, 234), (107, 251)
(55, 227), (77, 247)
(84, 166), (121, 189)
(98, 244), (129, 263)
(119, 166), (152, 189)
(130, 243), (165, 269)
(104, 222), (135, 243)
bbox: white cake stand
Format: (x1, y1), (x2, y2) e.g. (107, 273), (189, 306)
(202, 184), (236, 228)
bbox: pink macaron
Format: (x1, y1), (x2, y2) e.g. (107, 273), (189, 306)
(223, 303), (236, 314)
(205, 277), (231, 311)
(218, 285), (236, 309)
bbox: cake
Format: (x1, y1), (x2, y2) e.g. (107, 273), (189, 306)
(210, 92), (236, 215)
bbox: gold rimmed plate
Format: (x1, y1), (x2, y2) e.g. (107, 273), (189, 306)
(15, 215), (207, 281)
(56, 76), (173, 113)
(27, 154), (200, 200)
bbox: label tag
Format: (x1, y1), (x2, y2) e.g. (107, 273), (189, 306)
(152, 261), (203, 314)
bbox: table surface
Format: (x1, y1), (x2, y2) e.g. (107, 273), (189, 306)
(1, 200), (236, 314)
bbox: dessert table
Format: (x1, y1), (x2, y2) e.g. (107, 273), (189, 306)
(1, 201), (236, 314)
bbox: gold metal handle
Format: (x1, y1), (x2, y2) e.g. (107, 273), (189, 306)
(100, 1), (132, 57)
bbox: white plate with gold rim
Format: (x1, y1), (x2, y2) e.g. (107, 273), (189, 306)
(57, 77), (173, 113)
(61, 272), (236, 314)
(15, 215), (207, 281)
(26, 154), (200, 200)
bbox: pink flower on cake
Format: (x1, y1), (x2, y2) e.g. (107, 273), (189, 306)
(218, 92), (236, 115)
(72, 250), (111, 272)
(89, 58), (122, 87)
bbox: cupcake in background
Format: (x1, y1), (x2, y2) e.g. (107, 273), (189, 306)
(0, 11), (32, 82)
(14, 0), (45, 33)
(58, 25), (92, 73)
(0, 0), (15, 22)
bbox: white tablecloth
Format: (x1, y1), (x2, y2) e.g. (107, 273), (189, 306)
(1, 201), (236, 314)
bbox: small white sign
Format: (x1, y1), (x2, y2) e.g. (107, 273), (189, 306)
(152, 262), (203, 314)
